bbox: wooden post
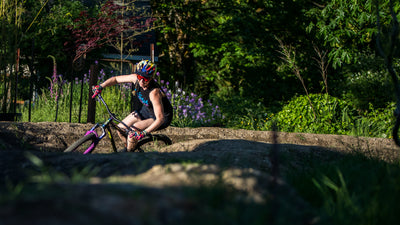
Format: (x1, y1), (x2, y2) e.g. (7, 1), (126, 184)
(87, 64), (98, 123)
(151, 43), (154, 62)
(13, 48), (20, 120)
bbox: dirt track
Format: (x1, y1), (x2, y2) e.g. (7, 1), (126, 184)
(1, 121), (398, 160)
(0, 121), (399, 225)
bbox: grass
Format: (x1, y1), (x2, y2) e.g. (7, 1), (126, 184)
(2, 145), (400, 224)
(285, 151), (400, 225)
(18, 71), (224, 127)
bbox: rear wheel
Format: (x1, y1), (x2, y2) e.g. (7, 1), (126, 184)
(135, 134), (172, 152)
(64, 133), (97, 154)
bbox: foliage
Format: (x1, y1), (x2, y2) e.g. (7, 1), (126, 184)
(213, 94), (272, 130)
(275, 93), (359, 135)
(268, 93), (394, 138)
(336, 52), (399, 110)
(305, 0), (400, 69)
(151, 0), (203, 85)
(213, 91), (395, 139)
(342, 65), (394, 110)
(161, 79), (224, 127)
(153, 0), (319, 104)
(68, 0), (155, 62)
(21, 67), (131, 123)
(2, 0), (399, 142)
(21, 67), (223, 128)
(187, 0), (284, 100)
(353, 103), (395, 138)
(1, 0), (24, 113)
(19, 0), (85, 69)
(287, 152), (400, 225)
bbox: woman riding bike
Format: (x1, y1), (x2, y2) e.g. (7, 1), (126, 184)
(92, 60), (173, 152)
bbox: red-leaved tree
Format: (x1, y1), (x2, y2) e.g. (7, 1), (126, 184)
(67, 0), (155, 63)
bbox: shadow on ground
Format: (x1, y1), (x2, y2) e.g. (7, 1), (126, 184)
(1, 122), (399, 225)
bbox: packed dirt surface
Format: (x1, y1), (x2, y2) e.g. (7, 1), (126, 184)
(1, 121), (399, 225)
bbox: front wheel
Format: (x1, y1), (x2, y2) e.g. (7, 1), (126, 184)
(64, 133), (97, 154)
(135, 134), (172, 152)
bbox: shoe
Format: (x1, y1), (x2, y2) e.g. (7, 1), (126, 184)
(127, 137), (138, 152)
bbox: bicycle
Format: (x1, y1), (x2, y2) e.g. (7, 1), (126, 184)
(64, 93), (172, 154)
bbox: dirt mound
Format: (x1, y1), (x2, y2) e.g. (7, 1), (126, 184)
(0, 121), (399, 225)
(1, 121), (399, 160)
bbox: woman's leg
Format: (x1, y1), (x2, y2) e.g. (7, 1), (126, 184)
(117, 112), (141, 146)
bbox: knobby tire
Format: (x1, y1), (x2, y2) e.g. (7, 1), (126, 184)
(64, 133), (97, 153)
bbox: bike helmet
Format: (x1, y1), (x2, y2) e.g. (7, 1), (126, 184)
(135, 60), (156, 78)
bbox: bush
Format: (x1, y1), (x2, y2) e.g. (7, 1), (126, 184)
(275, 93), (358, 135)
(212, 94), (273, 130)
(351, 103), (395, 138)
(342, 69), (394, 110)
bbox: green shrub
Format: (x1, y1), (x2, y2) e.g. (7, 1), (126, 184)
(342, 69), (394, 110)
(275, 93), (358, 134)
(351, 103), (395, 138)
(213, 94), (272, 130)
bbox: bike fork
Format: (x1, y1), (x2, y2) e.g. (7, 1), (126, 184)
(83, 130), (99, 154)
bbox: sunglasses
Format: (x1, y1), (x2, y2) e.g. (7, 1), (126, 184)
(137, 75), (151, 82)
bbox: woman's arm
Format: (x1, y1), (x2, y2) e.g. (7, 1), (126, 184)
(145, 89), (165, 133)
(100, 74), (137, 88)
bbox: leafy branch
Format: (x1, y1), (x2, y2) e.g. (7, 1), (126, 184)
(68, 0), (156, 63)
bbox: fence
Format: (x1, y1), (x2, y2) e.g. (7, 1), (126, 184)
(1, 42), (156, 123)
(0, 61), (138, 123)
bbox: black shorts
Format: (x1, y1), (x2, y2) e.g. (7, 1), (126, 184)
(137, 106), (172, 131)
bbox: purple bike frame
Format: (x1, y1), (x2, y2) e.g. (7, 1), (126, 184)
(83, 130), (99, 154)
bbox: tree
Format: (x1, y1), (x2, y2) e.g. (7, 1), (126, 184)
(305, 0), (400, 69)
(18, 0), (85, 88)
(152, 0), (205, 86)
(153, 0), (320, 104)
(305, 0), (400, 109)
(1, 0), (24, 113)
(68, 1), (155, 68)
(106, 0), (156, 74)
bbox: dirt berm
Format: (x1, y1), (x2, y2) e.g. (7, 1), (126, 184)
(0, 122), (399, 225)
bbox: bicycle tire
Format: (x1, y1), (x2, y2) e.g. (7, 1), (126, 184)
(135, 134), (172, 152)
(64, 133), (97, 153)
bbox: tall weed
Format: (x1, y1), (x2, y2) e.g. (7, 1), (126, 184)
(287, 153), (400, 225)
